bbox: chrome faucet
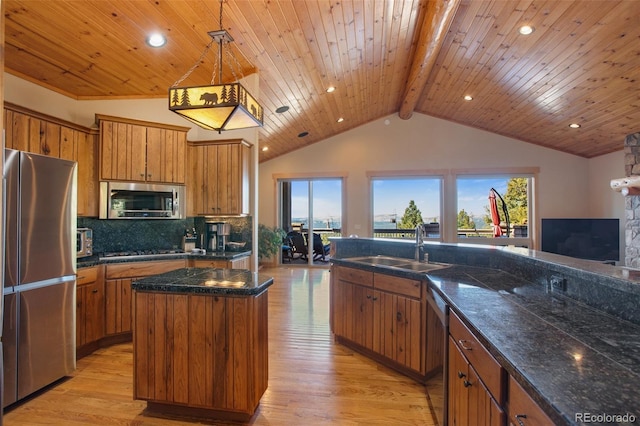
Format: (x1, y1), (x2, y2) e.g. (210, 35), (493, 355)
(415, 224), (425, 262)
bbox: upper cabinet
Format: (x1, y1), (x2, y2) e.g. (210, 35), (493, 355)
(4, 104), (99, 217)
(96, 115), (188, 184)
(187, 139), (251, 216)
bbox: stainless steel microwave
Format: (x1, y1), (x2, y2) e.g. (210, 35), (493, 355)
(77, 228), (93, 258)
(99, 181), (186, 219)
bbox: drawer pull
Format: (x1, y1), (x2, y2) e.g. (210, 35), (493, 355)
(457, 371), (466, 379)
(463, 380), (472, 388)
(515, 414), (527, 426)
(458, 339), (473, 350)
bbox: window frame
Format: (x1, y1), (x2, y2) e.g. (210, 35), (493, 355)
(451, 168), (537, 248)
(368, 170), (445, 241)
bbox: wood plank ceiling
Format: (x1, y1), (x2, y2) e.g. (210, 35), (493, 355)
(4, 0), (640, 162)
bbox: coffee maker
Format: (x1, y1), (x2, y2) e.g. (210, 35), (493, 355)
(205, 222), (231, 252)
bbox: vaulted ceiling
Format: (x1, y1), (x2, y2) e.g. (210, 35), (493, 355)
(4, 0), (640, 162)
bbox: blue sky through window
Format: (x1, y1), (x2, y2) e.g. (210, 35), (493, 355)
(288, 176), (513, 230)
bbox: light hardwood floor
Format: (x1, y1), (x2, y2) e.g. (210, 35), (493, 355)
(4, 266), (436, 425)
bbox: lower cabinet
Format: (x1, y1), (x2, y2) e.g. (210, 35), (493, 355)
(104, 260), (186, 337)
(448, 310), (506, 426)
(330, 265), (425, 379)
(133, 289), (268, 418)
(76, 266), (105, 357)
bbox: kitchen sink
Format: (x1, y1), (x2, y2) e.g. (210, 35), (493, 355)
(348, 256), (408, 267)
(347, 256), (450, 273)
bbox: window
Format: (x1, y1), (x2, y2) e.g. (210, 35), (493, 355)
(371, 176), (442, 240)
(455, 174), (532, 246)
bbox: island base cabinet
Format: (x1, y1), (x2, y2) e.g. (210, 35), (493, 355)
(133, 290), (268, 420)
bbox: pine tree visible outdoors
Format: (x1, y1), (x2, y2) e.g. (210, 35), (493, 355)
(398, 200), (424, 229)
(504, 178), (528, 224)
(458, 209), (476, 229)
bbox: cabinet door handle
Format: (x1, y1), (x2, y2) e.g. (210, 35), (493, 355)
(515, 414), (527, 426)
(372, 296), (378, 301)
(457, 371), (466, 379)
(366, 295), (372, 299)
(463, 380), (472, 388)
(92, 289), (98, 294)
(458, 339), (473, 350)
(396, 311), (402, 321)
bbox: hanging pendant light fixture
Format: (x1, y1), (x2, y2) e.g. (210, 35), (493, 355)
(169, 0), (263, 132)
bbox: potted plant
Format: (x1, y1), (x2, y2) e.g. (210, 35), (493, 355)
(258, 224), (286, 263)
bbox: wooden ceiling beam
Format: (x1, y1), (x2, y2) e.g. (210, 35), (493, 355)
(398, 0), (461, 120)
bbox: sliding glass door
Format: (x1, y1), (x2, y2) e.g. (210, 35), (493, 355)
(279, 178), (343, 265)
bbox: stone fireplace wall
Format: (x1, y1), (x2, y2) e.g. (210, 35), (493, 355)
(624, 132), (640, 267)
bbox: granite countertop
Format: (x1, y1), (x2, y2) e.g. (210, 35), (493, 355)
(77, 250), (251, 268)
(130, 267), (273, 296)
(428, 265), (640, 426)
(333, 257), (640, 426)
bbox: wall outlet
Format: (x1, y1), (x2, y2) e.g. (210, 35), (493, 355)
(549, 275), (567, 292)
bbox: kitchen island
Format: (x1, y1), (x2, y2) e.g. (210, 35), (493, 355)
(131, 268), (273, 422)
(330, 238), (640, 426)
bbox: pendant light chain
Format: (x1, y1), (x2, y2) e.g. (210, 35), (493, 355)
(172, 40), (214, 87)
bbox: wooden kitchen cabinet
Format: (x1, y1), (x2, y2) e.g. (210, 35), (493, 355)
(104, 259), (186, 337)
(330, 265), (426, 380)
(5, 103), (99, 217)
(508, 376), (554, 426)
(76, 266), (105, 358)
(133, 288), (268, 418)
(448, 310), (506, 426)
(97, 114), (188, 184)
(187, 139), (251, 216)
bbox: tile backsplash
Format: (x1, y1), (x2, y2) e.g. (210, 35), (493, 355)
(78, 216), (252, 253)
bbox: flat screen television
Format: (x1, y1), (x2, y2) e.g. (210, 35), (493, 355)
(541, 218), (620, 262)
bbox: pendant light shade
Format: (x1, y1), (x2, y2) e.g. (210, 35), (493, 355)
(169, 82), (263, 131)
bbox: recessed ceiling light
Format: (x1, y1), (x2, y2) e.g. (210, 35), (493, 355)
(275, 106), (289, 113)
(569, 123), (581, 129)
(326, 86), (336, 93)
(261, 146), (269, 152)
(518, 25), (534, 35)
(146, 32), (166, 47)
(298, 131), (309, 138)
(464, 95), (473, 101)
(337, 117), (344, 123)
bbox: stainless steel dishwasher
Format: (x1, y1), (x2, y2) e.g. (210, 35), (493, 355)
(425, 286), (448, 426)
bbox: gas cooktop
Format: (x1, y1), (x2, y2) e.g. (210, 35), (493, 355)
(99, 249), (185, 260)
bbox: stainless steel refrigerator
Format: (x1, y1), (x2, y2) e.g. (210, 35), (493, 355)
(2, 149), (77, 413)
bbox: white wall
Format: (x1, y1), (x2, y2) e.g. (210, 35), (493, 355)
(259, 113), (626, 250)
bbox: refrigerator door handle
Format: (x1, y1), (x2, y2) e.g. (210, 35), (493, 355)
(2, 161), (6, 335)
